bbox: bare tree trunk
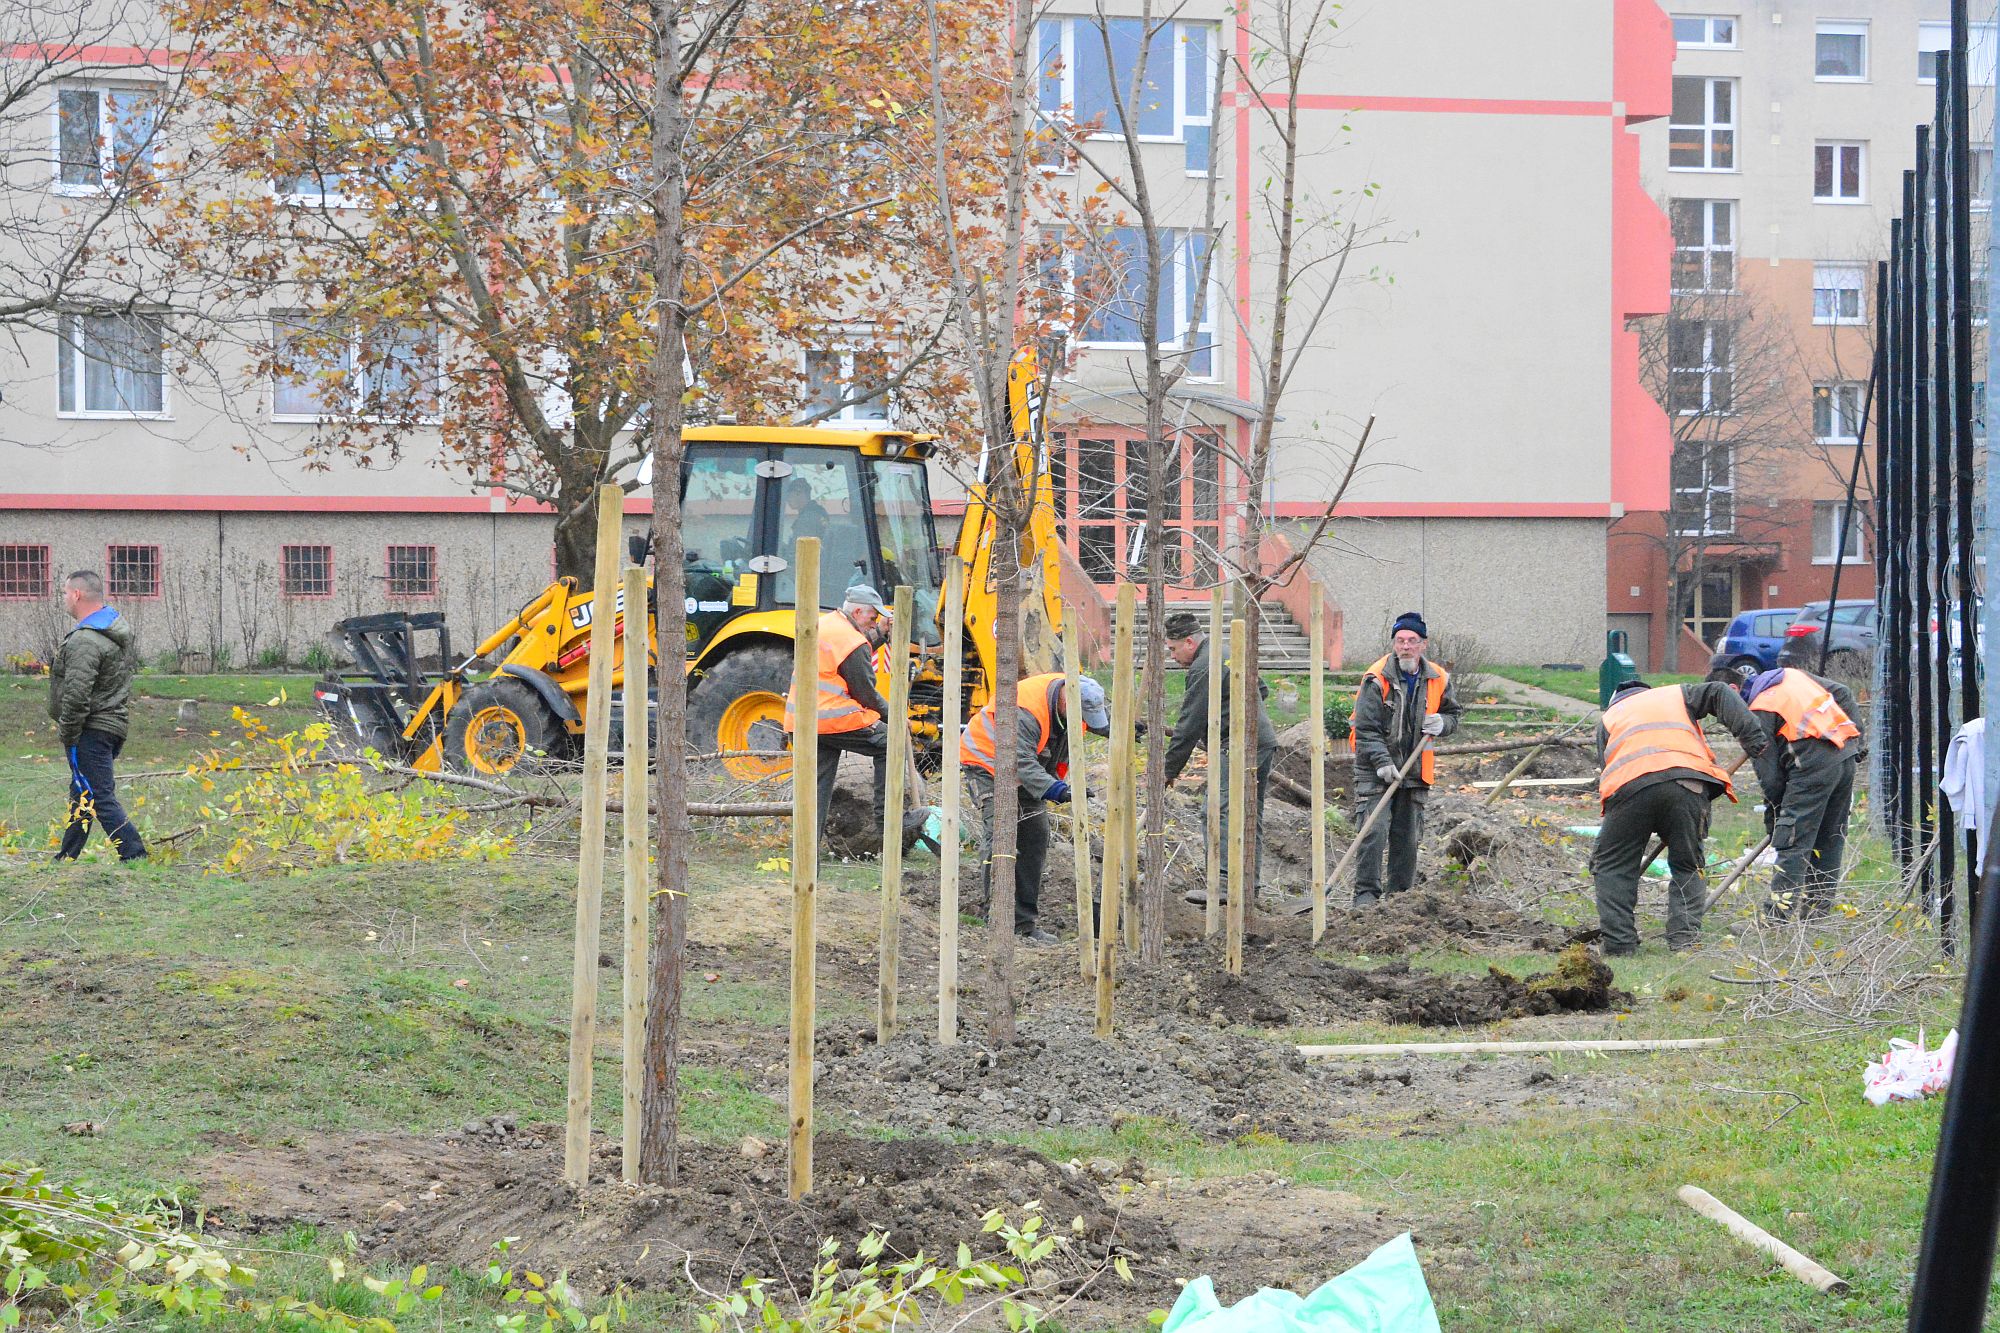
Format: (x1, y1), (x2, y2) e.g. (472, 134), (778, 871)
(986, 483), (1023, 1046)
(639, 0), (689, 1185)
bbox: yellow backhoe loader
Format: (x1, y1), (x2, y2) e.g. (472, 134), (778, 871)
(313, 351), (1067, 777)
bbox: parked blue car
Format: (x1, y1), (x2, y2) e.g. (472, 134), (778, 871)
(1714, 607), (1801, 681)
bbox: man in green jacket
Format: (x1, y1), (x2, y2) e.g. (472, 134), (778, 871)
(49, 570), (145, 862)
(1162, 612), (1277, 905)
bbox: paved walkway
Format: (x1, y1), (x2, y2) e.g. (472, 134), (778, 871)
(1486, 675), (1599, 720)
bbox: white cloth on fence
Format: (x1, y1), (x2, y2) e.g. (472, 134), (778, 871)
(1940, 717), (1987, 861)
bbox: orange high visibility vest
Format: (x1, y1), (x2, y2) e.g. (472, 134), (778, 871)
(783, 610), (881, 735)
(1599, 686), (1733, 806)
(961, 673), (1061, 775)
(1348, 655), (1449, 784)
(1750, 668), (1861, 748)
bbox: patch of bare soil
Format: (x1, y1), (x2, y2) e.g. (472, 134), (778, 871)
(204, 1128), (1178, 1312)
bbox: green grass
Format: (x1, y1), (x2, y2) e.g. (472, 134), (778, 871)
(1491, 665), (1705, 706)
(0, 674), (1974, 1330)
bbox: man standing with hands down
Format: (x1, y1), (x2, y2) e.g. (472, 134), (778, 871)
(1594, 677), (1768, 954)
(51, 570), (146, 863)
(1348, 612), (1461, 906)
(960, 671), (1112, 943)
(1161, 612), (1277, 906)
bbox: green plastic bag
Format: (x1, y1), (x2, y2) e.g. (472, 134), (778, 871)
(1160, 1234), (1440, 1333)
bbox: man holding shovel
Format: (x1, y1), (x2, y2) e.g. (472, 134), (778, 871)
(1594, 678), (1768, 954)
(1348, 612), (1461, 906)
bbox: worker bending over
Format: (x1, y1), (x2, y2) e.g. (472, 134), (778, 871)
(784, 585), (893, 847)
(1717, 665), (1862, 923)
(961, 671), (1111, 944)
(1162, 612), (1276, 906)
(1348, 612), (1461, 906)
(1594, 678), (1767, 954)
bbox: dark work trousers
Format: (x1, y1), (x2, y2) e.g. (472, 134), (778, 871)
(1593, 780), (1711, 953)
(1216, 751), (1275, 902)
(58, 729), (146, 861)
(1766, 755), (1858, 921)
(1351, 778), (1428, 905)
(964, 768), (1048, 933)
(814, 722), (888, 845)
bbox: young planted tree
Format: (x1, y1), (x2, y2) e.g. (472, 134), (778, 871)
(161, 0), (975, 583)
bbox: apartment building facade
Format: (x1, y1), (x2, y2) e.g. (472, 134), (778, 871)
(0, 1), (1675, 669)
(1612, 2), (1985, 671)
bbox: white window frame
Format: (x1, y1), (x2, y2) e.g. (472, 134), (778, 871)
(1035, 16), (1218, 174)
(1921, 22), (1999, 86)
(1814, 21), (1869, 82)
(1672, 15), (1737, 49)
(1814, 141), (1866, 204)
(1812, 263), (1867, 325)
(270, 313), (442, 424)
(1670, 199), (1736, 294)
(1669, 77), (1737, 173)
(800, 346), (893, 427)
(56, 310), (170, 420)
(50, 81), (158, 196)
(1813, 381), (1865, 443)
(1071, 227), (1220, 382)
(1812, 500), (1867, 564)
(1668, 319), (1733, 417)
(1670, 446), (1735, 538)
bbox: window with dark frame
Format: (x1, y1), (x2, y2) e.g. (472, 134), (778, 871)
(385, 544), (437, 596)
(281, 543), (334, 597)
(0, 545), (50, 599)
(106, 544), (160, 598)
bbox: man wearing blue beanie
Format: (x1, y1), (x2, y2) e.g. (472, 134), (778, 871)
(1347, 611), (1460, 905)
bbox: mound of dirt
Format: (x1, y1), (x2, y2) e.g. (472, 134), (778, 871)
(1309, 887), (1575, 957)
(201, 1129), (1178, 1307)
(1461, 740), (1598, 783)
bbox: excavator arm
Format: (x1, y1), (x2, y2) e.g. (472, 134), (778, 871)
(952, 346), (1067, 705)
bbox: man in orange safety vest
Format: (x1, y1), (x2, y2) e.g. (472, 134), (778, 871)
(1722, 665), (1863, 922)
(1594, 677), (1768, 954)
(784, 585), (894, 847)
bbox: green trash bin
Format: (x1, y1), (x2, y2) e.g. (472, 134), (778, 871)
(1599, 630), (1639, 709)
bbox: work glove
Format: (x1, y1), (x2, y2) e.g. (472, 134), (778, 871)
(1044, 779), (1073, 804)
(1375, 763), (1399, 786)
(1421, 714), (1446, 737)
(1132, 720), (1149, 739)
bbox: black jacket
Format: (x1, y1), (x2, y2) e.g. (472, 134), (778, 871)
(1163, 637), (1276, 787)
(1350, 656), (1461, 786)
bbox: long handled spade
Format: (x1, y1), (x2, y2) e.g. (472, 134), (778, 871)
(1316, 740), (1431, 908)
(1704, 833), (1774, 912)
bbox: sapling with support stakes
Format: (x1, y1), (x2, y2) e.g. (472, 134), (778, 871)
(1095, 585), (1135, 1036)
(1206, 588), (1224, 939)
(1061, 615), (1095, 980)
(877, 585), (913, 1043)
(563, 483), (623, 1187)
(1226, 615), (1248, 975)
(619, 563), (648, 1185)
(787, 537), (821, 1201)
(1309, 584), (1327, 941)
(937, 557), (965, 1045)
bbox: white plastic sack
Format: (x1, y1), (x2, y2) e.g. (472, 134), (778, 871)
(1160, 1234), (1441, 1333)
(1863, 1029), (1958, 1106)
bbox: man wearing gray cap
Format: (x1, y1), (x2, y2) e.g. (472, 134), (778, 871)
(784, 584), (894, 847)
(960, 670), (1112, 942)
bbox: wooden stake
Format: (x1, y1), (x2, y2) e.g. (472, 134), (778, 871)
(1677, 1185), (1851, 1295)
(563, 484), (623, 1187)
(877, 585), (912, 1043)
(787, 537), (820, 1201)
(1205, 588), (1224, 939)
(1095, 585), (1134, 1036)
(937, 558), (965, 1045)
(1121, 648), (1139, 953)
(1298, 1037), (1729, 1057)
(1308, 586), (1327, 943)
(619, 564), (648, 1185)
(1226, 616), (1248, 975)
(1061, 614), (1095, 979)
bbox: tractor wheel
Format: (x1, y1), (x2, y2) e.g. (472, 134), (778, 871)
(689, 645), (795, 781)
(444, 678), (564, 776)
